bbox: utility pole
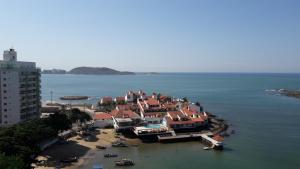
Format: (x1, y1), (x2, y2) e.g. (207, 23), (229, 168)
(50, 91), (53, 104)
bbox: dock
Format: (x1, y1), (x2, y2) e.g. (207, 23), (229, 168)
(158, 132), (223, 150)
(200, 134), (223, 150)
(158, 133), (202, 142)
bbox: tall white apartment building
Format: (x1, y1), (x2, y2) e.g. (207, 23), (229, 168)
(0, 48), (41, 127)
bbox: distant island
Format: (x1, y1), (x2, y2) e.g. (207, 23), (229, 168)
(42, 67), (135, 75)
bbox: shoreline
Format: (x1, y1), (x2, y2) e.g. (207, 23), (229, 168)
(33, 129), (142, 169)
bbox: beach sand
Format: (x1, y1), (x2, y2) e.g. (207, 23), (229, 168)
(33, 129), (141, 169)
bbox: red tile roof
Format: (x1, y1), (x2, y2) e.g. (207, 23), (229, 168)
(115, 96), (125, 101)
(145, 98), (160, 106)
(163, 102), (176, 110)
(167, 111), (186, 119)
(181, 107), (196, 116)
(212, 135), (224, 142)
(144, 112), (166, 118)
(191, 117), (205, 122)
(94, 113), (112, 120)
(116, 104), (131, 110)
(101, 97), (113, 103)
(165, 111), (206, 125)
(111, 109), (140, 119)
(165, 116), (196, 125)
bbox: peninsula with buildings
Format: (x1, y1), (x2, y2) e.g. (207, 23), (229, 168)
(94, 90), (229, 145)
(36, 90), (230, 167)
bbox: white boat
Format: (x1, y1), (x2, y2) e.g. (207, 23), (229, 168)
(93, 164), (103, 169)
(203, 147), (212, 150)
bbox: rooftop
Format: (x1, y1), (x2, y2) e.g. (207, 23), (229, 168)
(111, 109), (140, 119)
(94, 113), (112, 120)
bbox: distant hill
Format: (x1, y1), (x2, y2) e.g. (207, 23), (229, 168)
(42, 69), (66, 74)
(68, 67), (135, 75)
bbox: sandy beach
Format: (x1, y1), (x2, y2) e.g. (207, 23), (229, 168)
(33, 129), (141, 169)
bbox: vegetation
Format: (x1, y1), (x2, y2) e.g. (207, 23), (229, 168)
(0, 153), (26, 169)
(97, 102), (116, 112)
(0, 109), (91, 169)
(0, 119), (57, 169)
(68, 67), (135, 75)
(66, 108), (92, 123)
(182, 97), (188, 102)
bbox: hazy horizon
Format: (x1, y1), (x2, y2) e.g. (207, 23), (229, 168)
(0, 0), (299, 73)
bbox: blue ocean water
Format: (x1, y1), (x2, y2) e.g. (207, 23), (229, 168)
(41, 73), (300, 169)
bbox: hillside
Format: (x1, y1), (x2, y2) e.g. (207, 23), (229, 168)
(68, 67), (135, 75)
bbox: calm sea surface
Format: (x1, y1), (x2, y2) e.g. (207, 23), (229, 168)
(41, 73), (300, 169)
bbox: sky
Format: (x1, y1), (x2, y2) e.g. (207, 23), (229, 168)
(0, 0), (299, 73)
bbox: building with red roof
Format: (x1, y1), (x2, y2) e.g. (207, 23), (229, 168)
(100, 97), (113, 105)
(110, 109), (141, 131)
(137, 98), (167, 124)
(163, 110), (207, 131)
(93, 112), (113, 128)
(115, 96), (126, 105)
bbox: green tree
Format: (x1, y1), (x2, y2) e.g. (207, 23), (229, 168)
(67, 108), (91, 123)
(0, 153), (26, 169)
(44, 112), (72, 132)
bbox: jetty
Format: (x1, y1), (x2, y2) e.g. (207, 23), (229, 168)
(60, 96), (89, 100)
(158, 132), (223, 150)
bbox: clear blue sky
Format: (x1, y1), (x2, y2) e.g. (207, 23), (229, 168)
(0, 0), (299, 73)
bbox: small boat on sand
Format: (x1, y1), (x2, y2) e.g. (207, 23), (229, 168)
(115, 159), (134, 166)
(104, 153), (118, 158)
(112, 142), (128, 147)
(96, 145), (107, 149)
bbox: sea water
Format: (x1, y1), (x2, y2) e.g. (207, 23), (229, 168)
(41, 73), (300, 169)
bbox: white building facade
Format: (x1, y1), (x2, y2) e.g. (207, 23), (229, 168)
(0, 48), (41, 127)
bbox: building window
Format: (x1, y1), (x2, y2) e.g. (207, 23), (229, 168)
(4, 109), (7, 112)
(3, 84), (6, 87)
(3, 90), (7, 93)
(4, 115), (7, 118)
(4, 103), (7, 105)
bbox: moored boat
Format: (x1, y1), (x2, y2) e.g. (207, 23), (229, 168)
(115, 159), (134, 166)
(60, 156), (78, 163)
(104, 153), (118, 158)
(112, 142), (128, 147)
(203, 146), (212, 150)
(96, 145), (107, 149)
(93, 164), (103, 169)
